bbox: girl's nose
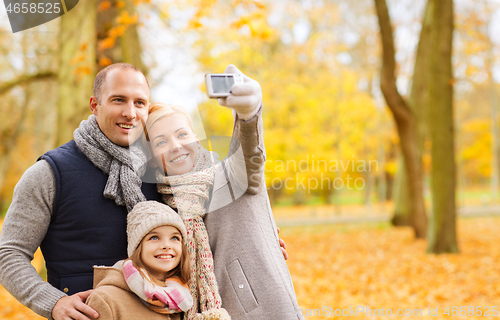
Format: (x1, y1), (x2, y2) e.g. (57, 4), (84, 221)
(162, 241), (172, 249)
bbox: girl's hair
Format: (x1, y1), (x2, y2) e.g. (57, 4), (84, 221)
(143, 103), (195, 146)
(128, 229), (191, 284)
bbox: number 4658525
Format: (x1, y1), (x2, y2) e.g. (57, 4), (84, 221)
(6, 2), (61, 14)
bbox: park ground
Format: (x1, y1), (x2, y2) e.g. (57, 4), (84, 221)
(1, 209), (500, 319)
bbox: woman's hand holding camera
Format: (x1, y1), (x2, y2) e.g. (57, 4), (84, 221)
(217, 65), (263, 120)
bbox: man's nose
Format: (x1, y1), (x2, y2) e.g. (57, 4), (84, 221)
(122, 101), (136, 119)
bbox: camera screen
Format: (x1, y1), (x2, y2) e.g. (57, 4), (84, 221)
(211, 75), (234, 93)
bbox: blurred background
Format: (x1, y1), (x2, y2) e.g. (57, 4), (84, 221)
(1, 0), (500, 318)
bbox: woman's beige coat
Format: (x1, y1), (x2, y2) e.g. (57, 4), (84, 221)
(86, 266), (181, 320)
(204, 108), (304, 320)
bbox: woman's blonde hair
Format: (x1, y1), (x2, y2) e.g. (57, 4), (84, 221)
(143, 103), (195, 146)
(128, 231), (191, 284)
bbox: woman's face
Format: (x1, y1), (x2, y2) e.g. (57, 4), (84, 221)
(148, 114), (199, 176)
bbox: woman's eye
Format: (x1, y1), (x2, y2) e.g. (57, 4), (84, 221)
(155, 140), (167, 148)
(179, 132), (188, 138)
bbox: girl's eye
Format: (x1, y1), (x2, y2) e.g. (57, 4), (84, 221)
(149, 235), (159, 241)
(171, 236), (180, 241)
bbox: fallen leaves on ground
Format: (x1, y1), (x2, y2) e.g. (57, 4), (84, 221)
(2, 217), (500, 319)
(280, 217), (500, 319)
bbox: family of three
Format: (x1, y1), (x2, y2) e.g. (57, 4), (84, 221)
(0, 63), (304, 320)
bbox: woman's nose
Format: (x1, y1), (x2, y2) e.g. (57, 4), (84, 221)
(170, 139), (182, 152)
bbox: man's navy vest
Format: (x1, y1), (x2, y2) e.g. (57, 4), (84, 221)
(38, 140), (161, 295)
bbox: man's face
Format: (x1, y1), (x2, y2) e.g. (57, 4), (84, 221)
(90, 69), (149, 147)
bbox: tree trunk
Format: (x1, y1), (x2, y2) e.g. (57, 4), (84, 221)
(97, 0), (145, 73)
(488, 47), (499, 202)
(392, 0), (433, 226)
(57, 0), (97, 145)
(374, 0), (427, 238)
(377, 142), (387, 213)
(391, 155), (411, 226)
(426, 0), (458, 253)
(121, 0), (146, 72)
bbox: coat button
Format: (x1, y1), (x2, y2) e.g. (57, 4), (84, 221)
(63, 287), (69, 293)
(238, 284), (244, 289)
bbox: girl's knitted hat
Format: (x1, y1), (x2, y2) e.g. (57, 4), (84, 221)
(127, 200), (187, 256)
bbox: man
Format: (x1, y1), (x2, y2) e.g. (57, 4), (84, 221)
(0, 63), (156, 320)
(0, 63), (301, 320)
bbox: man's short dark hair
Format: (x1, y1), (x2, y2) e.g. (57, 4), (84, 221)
(93, 63), (150, 103)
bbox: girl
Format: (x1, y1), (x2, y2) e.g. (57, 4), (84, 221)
(86, 201), (192, 320)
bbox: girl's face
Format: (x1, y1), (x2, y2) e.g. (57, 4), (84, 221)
(140, 225), (183, 283)
(148, 114), (199, 176)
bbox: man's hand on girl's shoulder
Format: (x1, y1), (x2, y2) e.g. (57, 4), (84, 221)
(52, 289), (99, 320)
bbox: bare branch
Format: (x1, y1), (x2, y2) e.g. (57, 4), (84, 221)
(0, 72), (56, 95)
(373, 0), (411, 123)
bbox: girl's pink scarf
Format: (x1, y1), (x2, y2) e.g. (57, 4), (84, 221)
(114, 260), (193, 314)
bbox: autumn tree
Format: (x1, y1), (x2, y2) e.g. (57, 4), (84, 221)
(374, 0), (427, 238)
(173, 0), (393, 206)
(57, 0), (97, 145)
(426, 0), (458, 253)
(390, 1), (433, 227)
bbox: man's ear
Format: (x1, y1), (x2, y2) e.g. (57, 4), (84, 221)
(90, 96), (98, 115)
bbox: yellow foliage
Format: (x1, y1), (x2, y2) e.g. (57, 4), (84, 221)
(69, 54), (86, 65)
(79, 42), (88, 51)
(188, 19), (203, 29)
(97, 0), (111, 12)
(108, 25), (127, 38)
(116, 0), (126, 9)
(115, 10), (139, 26)
(98, 55), (113, 67)
(98, 37), (116, 52)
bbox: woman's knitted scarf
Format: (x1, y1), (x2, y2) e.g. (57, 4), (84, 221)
(74, 115), (147, 212)
(156, 146), (230, 320)
(116, 260), (193, 314)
